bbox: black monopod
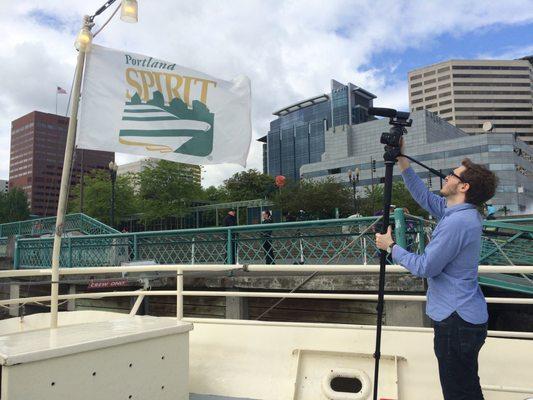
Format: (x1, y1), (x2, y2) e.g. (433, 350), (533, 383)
(367, 107), (411, 400)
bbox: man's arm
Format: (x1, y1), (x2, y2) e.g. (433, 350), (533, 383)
(397, 142), (445, 219)
(392, 221), (464, 278)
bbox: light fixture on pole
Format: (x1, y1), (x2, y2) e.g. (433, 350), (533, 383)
(74, 21), (93, 51)
(49, 0), (138, 329)
(121, 0), (139, 23)
(348, 167), (360, 215)
(109, 161), (119, 228)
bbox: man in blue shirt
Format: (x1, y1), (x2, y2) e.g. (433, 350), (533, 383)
(375, 142), (498, 400)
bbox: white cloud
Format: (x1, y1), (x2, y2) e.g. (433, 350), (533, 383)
(1, 0), (532, 187)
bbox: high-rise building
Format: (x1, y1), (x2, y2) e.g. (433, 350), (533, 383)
(117, 158), (201, 186)
(9, 111), (114, 216)
(259, 80), (376, 180)
(408, 57), (533, 146)
(0, 179), (8, 194)
(301, 110), (532, 215)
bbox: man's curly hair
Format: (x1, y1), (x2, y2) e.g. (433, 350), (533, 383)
(460, 158), (498, 206)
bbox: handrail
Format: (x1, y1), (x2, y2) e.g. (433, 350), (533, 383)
(1, 264), (532, 340)
(1, 263), (532, 278)
(15, 216), (381, 242)
(0, 213), (119, 238)
(12, 212), (533, 271)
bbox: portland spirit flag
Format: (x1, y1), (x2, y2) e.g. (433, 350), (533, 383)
(77, 45), (252, 166)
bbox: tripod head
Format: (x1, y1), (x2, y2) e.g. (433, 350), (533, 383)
(368, 107), (412, 161)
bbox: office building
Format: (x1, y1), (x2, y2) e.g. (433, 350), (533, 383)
(301, 110), (532, 215)
(117, 158), (201, 186)
(0, 179), (8, 194)
(259, 80), (376, 180)
(408, 57), (533, 146)
(9, 111), (114, 216)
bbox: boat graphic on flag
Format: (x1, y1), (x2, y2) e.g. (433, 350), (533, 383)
(76, 44), (251, 166)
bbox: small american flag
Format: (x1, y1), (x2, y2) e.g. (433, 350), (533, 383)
(57, 86), (67, 94)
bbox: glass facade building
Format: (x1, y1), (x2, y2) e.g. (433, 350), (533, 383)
(300, 110), (533, 215)
(261, 80), (376, 180)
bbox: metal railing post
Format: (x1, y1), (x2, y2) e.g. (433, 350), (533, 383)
(226, 229), (233, 264)
(68, 237), (73, 268)
(176, 268), (183, 320)
(363, 237), (367, 265)
(393, 208), (407, 249)
(13, 235), (20, 270)
(191, 237), (195, 265)
(133, 234), (138, 261)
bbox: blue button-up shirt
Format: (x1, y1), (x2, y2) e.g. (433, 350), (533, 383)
(392, 167), (488, 324)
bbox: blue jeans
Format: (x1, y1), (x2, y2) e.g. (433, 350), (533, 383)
(433, 312), (487, 400)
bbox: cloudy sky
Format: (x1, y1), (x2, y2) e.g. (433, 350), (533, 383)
(1, 0), (532, 187)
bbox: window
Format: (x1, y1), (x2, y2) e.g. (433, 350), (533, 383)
(439, 91), (451, 98)
(455, 113), (533, 118)
(426, 103), (438, 109)
(438, 75), (450, 81)
(453, 74), (530, 79)
(410, 74), (422, 81)
(425, 95), (437, 101)
(489, 145), (513, 152)
(452, 65), (530, 71)
(412, 98), (423, 104)
(454, 107), (531, 112)
(455, 99), (531, 103)
(411, 90), (423, 96)
(440, 108), (453, 114)
(424, 79), (436, 85)
(453, 82), (531, 87)
(423, 70), (436, 77)
(424, 87), (436, 93)
(439, 100), (452, 106)
(437, 66), (451, 73)
(490, 164), (515, 171)
(411, 82), (422, 88)
(453, 90), (531, 95)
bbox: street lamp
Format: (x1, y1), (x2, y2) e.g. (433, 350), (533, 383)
(109, 161), (119, 227)
(50, 0), (138, 328)
(348, 167), (360, 215)
(121, 0), (139, 23)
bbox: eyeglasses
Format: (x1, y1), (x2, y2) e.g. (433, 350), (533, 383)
(444, 168), (467, 184)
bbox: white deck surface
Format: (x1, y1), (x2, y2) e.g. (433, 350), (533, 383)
(0, 316), (192, 366)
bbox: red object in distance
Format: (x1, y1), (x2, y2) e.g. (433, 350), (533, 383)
(275, 175), (286, 188)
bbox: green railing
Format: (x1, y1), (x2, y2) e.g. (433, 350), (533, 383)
(16, 217), (392, 268)
(12, 213), (533, 294)
(0, 213), (119, 238)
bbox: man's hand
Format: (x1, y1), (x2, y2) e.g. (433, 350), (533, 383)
(375, 226), (395, 251)
(397, 137), (410, 172)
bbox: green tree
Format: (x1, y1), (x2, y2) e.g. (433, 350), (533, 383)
(68, 169), (138, 225)
(138, 160), (202, 222)
(223, 169), (276, 201)
(202, 185), (230, 203)
(357, 181), (428, 217)
(0, 188), (30, 223)
(273, 178), (352, 219)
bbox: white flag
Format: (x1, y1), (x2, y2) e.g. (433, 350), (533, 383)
(77, 44), (252, 166)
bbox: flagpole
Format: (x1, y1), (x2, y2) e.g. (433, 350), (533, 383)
(50, 15), (91, 329)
